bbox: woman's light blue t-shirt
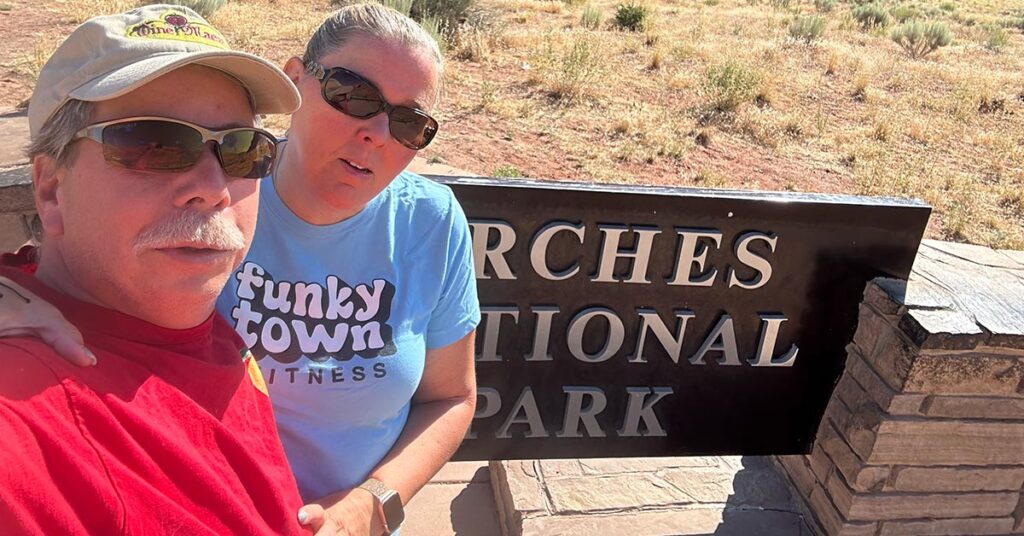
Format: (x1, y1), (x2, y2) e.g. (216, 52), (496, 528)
(216, 171), (480, 501)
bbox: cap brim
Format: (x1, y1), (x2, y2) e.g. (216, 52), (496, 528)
(69, 50), (300, 115)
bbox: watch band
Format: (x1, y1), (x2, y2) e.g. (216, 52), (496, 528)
(359, 477), (404, 535)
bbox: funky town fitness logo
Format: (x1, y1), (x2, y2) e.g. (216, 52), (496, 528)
(229, 262), (397, 364)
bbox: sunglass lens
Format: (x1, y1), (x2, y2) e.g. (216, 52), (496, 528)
(389, 107), (438, 150)
(320, 67), (438, 150)
(100, 120), (203, 171)
(324, 71), (384, 118)
(219, 130), (278, 179)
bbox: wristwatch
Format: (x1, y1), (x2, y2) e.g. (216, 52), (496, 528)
(359, 477), (404, 535)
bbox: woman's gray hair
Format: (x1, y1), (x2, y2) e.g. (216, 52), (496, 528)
(303, 3), (445, 103)
(26, 99), (95, 166)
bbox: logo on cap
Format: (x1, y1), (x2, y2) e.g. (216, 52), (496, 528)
(125, 10), (229, 50)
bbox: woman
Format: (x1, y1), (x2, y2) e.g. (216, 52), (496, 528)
(3, 4), (479, 535)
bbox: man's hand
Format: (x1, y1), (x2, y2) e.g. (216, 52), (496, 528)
(298, 487), (384, 536)
(0, 276), (94, 366)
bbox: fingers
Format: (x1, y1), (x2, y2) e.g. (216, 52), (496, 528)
(298, 503), (326, 532)
(26, 307), (93, 367)
(37, 312), (92, 366)
(41, 329), (96, 367)
(0, 276), (93, 366)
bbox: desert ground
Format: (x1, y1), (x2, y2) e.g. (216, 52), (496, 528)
(1, 0), (1021, 247)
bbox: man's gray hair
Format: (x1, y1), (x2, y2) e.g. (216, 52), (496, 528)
(303, 3), (444, 103)
(26, 99), (95, 165)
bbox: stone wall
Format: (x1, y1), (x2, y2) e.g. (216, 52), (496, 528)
(777, 241), (1024, 536)
(0, 165), (35, 250)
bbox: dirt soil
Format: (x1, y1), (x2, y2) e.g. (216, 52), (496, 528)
(0, 1), (80, 110)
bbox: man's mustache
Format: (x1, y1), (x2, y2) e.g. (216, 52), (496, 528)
(134, 211), (247, 254)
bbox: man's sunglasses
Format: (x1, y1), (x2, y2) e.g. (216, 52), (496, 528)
(305, 62), (438, 150)
(72, 117), (279, 179)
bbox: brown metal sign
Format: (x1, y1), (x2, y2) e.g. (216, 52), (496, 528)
(435, 176), (931, 461)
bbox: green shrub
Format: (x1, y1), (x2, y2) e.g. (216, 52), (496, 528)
(701, 60), (763, 112)
(410, 0), (472, 34)
(551, 36), (603, 100)
(164, 0), (228, 18)
(982, 24), (1009, 52)
(938, 0), (957, 12)
(613, 2), (651, 32)
(379, 0), (413, 15)
(419, 15), (448, 52)
(813, 0), (836, 12)
(493, 165), (523, 177)
(852, 3), (891, 30)
(789, 15), (827, 43)
(889, 4), (920, 23)
(891, 20), (952, 58)
(580, 4), (602, 29)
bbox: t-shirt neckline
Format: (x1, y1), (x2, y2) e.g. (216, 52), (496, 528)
(0, 268), (216, 347)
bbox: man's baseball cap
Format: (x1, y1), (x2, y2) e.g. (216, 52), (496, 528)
(28, 4), (300, 138)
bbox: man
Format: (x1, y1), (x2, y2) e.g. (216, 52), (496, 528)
(0, 5), (306, 534)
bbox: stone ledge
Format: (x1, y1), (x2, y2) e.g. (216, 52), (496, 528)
(876, 240), (1024, 348)
(491, 457), (807, 536)
(0, 165), (33, 214)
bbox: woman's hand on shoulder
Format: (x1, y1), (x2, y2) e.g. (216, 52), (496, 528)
(298, 488), (384, 536)
(0, 276), (94, 366)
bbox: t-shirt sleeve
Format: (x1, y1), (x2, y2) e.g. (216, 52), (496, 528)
(0, 342), (105, 534)
(426, 193), (481, 350)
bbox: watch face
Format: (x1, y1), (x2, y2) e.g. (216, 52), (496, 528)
(382, 492), (405, 531)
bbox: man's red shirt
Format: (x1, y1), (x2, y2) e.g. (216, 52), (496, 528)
(0, 267), (306, 535)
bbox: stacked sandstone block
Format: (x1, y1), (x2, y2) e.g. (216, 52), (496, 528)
(777, 241), (1024, 536)
(0, 165), (35, 251)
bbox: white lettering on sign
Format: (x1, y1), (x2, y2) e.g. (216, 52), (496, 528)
(469, 385), (674, 440)
(727, 232), (778, 290)
(668, 228), (723, 287)
(476, 307), (798, 367)
(470, 220), (517, 280)
(591, 225), (662, 284)
(469, 220), (778, 289)
(530, 222), (585, 281)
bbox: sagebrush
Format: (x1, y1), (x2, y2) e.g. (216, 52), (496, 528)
(580, 4), (602, 29)
(789, 15), (826, 44)
(164, 0), (228, 18)
(852, 3), (891, 30)
(614, 2), (650, 32)
(813, 0), (836, 12)
(891, 20), (952, 59)
(702, 60), (763, 113)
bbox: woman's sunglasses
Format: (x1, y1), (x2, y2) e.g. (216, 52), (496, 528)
(72, 117), (279, 179)
(305, 61), (438, 150)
